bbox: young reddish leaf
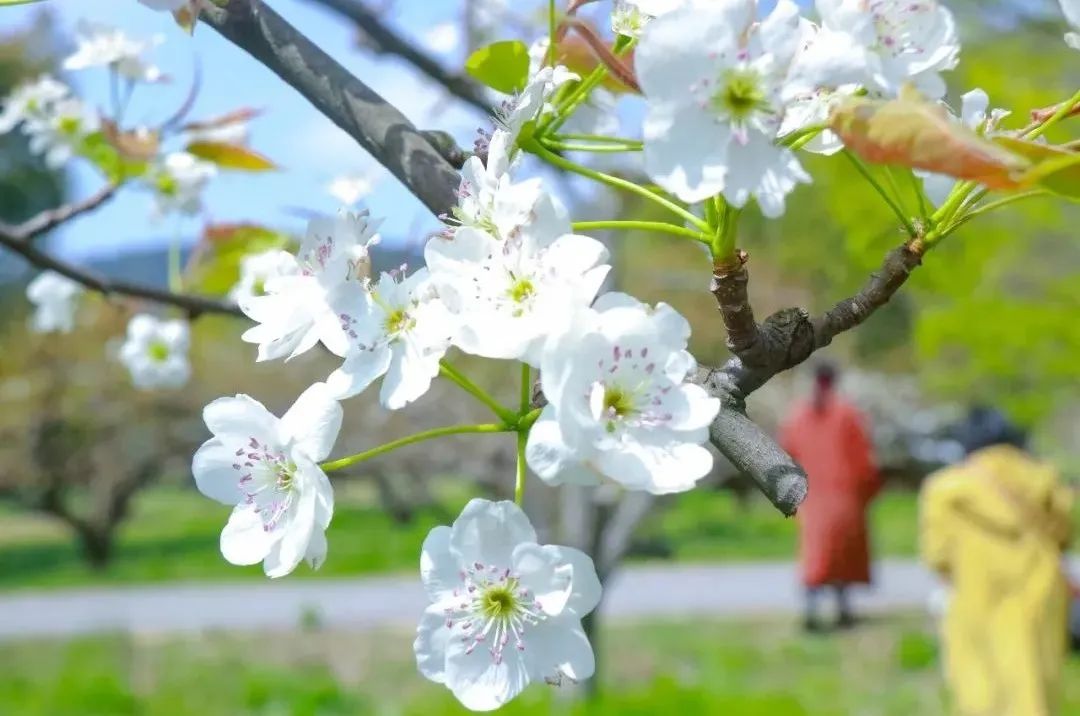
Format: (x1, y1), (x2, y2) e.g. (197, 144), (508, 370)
(829, 94), (1030, 189)
(186, 141), (277, 171)
(102, 119), (160, 161)
(181, 107), (262, 133)
(995, 136), (1080, 200)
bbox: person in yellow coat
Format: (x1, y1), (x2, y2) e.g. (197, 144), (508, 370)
(920, 407), (1074, 716)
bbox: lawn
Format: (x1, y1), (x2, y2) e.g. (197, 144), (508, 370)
(2, 482), (1075, 590)
(3, 615), (1080, 715)
(0, 482), (928, 590)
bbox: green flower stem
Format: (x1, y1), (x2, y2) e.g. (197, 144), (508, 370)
(514, 362), (532, 505)
(843, 151), (917, 237)
(571, 220), (707, 242)
(1024, 88), (1080, 141)
(519, 363), (532, 414)
(710, 197), (740, 265)
(542, 65), (610, 135)
(515, 429), (527, 505)
(929, 180), (976, 227)
(924, 190), (1047, 246)
(906, 169), (930, 220)
(778, 124), (828, 148)
(541, 139), (642, 153)
(321, 423), (510, 473)
(555, 133), (644, 146)
(547, 0), (557, 66)
(439, 360), (518, 425)
(528, 140), (710, 232)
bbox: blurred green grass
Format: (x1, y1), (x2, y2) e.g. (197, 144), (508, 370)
(3, 615), (1079, 715)
(0, 485), (930, 590)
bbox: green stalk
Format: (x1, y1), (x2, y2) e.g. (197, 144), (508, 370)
(515, 430), (528, 506)
(924, 191), (1047, 247)
(1024, 88), (1080, 141)
(571, 220), (707, 242)
(843, 151), (917, 237)
(321, 423), (510, 473)
(528, 141), (710, 232)
(541, 139), (642, 153)
(439, 360), (517, 425)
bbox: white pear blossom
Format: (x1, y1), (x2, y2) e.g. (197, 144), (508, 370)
(1060, 0), (1080, 49)
(146, 152), (217, 216)
(811, 0), (960, 99)
(229, 249), (298, 303)
(636, 0), (811, 214)
(64, 22), (165, 84)
(118, 314), (191, 390)
(23, 97), (98, 169)
(325, 267), (454, 409)
(423, 22), (462, 54)
(192, 383), (340, 578)
(918, 89), (1008, 205)
(241, 211), (380, 361)
(527, 293), (721, 494)
(327, 173), (377, 206)
(184, 119), (249, 146)
(26, 271), (83, 334)
(426, 226), (609, 365)
(529, 39), (620, 139)
(415, 499), (601, 711)
(611, 0), (685, 38)
(484, 65), (578, 156)
(0, 76), (69, 135)
(445, 131), (569, 244)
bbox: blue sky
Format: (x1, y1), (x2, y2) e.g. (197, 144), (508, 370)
(1, 0), (485, 260)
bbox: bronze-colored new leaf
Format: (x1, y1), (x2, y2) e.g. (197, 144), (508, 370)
(186, 141), (277, 172)
(182, 107), (262, 133)
(101, 119), (160, 162)
(829, 94), (1030, 189)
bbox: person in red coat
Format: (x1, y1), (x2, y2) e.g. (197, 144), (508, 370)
(780, 363), (880, 631)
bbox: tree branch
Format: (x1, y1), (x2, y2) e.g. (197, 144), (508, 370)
(305, 0), (492, 115)
(697, 240), (926, 515)
(0, 226), (241, 319)
(202, 0), (462, 217)
(0, 184), (117, 244)
(712, 241), (925, 396)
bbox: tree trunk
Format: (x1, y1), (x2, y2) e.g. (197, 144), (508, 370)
(78, 526), (114, 571)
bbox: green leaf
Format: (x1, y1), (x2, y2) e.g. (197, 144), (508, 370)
(185, 141), (277, 172)
(993, 136), (1080, 200)
(0, 0), (50, 6)
(465, 40), (530, 94)
(187, 223), (294, 296)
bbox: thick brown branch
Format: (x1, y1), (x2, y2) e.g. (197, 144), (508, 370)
(712, 241), (924, 396)
(0, 185), (117, 243)
(306, 0), (492, 115)
(202, 0), (461, 217)
(694, 365), (807, 517)
(0, 230), (242, 319)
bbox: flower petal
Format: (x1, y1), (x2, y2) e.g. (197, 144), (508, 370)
(220, 504), (274, 566)
(450, 499), (537, 568)
(278, 382), (342, 461)
(420, 525), (461, 603)
(414, 604), (452, 685)
(192, 438), (244, 505)
(203, 394), (277, 441)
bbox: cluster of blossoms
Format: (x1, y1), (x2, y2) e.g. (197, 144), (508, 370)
(15, 0), (1079, 711)
(0, 23), (220, 216)
(628, 0), (963, 214)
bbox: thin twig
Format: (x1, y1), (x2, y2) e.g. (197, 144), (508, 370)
(0, 185), (117, 244)
(0, 228), (241, 319)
